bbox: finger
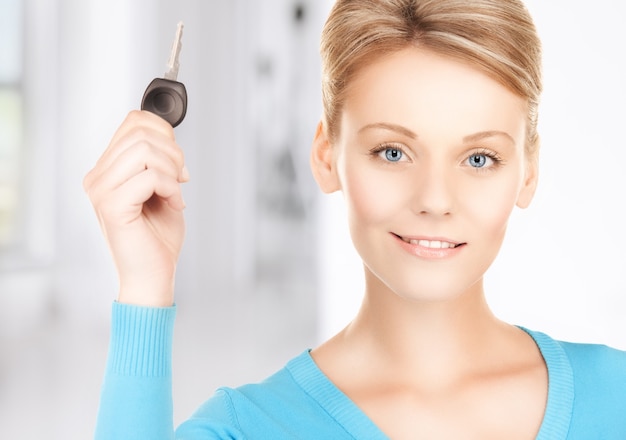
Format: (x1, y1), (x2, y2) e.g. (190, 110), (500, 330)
(109, 110), (175, 147)
(85, 130), (186, 193)
(89, 169), (186, 225)
(93, 110), (179, 175)
(97, 126), (185, 178)
(121, 168), (186, 212)
(97, 168), (185, 225)
(89, 139), (183, 196)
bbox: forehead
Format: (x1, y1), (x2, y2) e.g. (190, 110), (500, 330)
(341, 47), (527, 146)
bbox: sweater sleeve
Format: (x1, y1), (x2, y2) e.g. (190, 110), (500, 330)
(95, 302), (177, 440)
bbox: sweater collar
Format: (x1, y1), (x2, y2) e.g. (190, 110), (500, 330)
(521, 327), (574, 439)
(288, 328), (574, 439)
(287, 350), (388, 439)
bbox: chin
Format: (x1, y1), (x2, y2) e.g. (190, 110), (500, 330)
(374, 270), (486, 306)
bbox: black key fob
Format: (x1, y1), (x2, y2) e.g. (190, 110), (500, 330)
(141, 78), (187, 127)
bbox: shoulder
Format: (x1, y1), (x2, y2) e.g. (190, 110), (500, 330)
(528, 328), (626, 396)
(526, 328), (626, 438)
(176, 351), (356, 439)
(559, 340), (626, 438)
(557, 339), (626, 386)
(522, 327), (626, 385)
(177, 361), (304, 426)
(559, 338), (626, 363)
(175, 362), (302, 439)
(557, 339), (626, 419)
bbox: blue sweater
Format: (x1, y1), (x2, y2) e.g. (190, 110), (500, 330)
(95, 303), (626, 439)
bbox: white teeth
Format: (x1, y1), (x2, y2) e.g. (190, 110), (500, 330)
(403, 238), (457, 249)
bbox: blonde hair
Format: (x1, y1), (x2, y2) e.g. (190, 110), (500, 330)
(320, 0), (542, 156)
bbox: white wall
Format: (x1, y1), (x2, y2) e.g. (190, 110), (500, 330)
(0, 0), (326, 438)
(490, 0), (626, 347)
(316, 1), (626, 350)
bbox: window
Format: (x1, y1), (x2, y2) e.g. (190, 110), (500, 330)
(0, 0), (23, 249)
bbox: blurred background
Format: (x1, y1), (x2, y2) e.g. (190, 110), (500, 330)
(0, 0), (625, 438)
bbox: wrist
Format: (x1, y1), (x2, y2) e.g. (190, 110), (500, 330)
(117, 279), (175, 307)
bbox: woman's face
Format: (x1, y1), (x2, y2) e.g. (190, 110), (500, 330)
(324, 47), (537, 303)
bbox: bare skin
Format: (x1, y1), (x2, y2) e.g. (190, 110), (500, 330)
(84, 110), (187, 307)
(311, 273), (547, 439)
(309, 48), (546, 439)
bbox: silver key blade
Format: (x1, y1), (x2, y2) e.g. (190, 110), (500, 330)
(164, 21), (184, 80)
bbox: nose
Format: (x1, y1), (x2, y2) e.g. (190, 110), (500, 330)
(411, 164), (455, 217)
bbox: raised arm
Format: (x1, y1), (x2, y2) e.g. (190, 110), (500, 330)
(84, 110), (188, 439)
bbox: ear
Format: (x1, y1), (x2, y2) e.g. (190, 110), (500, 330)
(310, 121), (341, 194)
(516, 156), (538, 209)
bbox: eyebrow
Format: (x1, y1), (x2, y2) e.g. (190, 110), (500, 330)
(462, 130), (516, 145)
(359, 123), (516, 146)
(357, 122), (418, 139)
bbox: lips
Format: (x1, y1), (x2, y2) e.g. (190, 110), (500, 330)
(392, 233), (466, 259)
(393, 233), (465, 249)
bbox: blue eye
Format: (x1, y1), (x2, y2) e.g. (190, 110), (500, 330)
(384, 148), (403, 162)
(468, 153), (491, 168)
(369, 144), (409, 163)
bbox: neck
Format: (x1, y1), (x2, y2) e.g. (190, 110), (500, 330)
(337, 267), (512, 385)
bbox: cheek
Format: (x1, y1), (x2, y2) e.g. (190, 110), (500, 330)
(461, 175), (520, 238)
(342, 165), (407, 226)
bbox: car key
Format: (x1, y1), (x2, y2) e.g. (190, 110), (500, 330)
(141, 22), (188, 127)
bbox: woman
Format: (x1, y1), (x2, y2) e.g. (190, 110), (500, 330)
(86, 0), (626, 438)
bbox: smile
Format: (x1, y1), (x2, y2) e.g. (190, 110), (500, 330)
(392, 233), (466, 259)
(399, 237), (461, 249)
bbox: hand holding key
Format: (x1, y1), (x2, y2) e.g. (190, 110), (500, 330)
(84, 23), (191, 307)
(84, 111), (188, 307)
(141, 22), (188, 127)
